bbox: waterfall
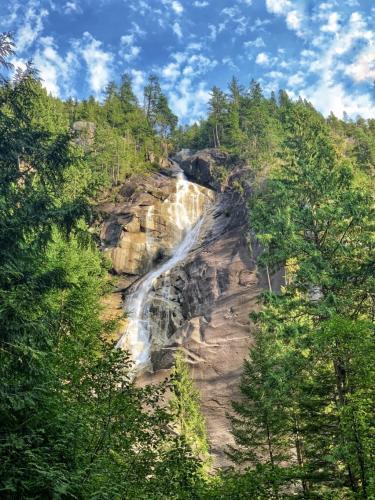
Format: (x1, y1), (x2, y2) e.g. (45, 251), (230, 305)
(116, 169), (211, 370)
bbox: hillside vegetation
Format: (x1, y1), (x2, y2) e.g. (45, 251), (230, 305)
(0, 33), (374, 498)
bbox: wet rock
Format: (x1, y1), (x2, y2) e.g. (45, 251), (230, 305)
(138, 151), (283, 467)
(177, 148), (231, 191)
(100, 149), (282, 467)
(98, 171), (214, 275)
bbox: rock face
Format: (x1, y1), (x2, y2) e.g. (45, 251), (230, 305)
(174, 148), (232, 191)
(100, 150), (279, 467)
(98, 169), (213, 276)
(140, 186), (275, 467)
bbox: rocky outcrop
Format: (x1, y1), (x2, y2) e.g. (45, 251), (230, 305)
(174, 148), (231, 191)
(140, 182), (279, 467)
(98, 169), (213, 276)
(100, 150), (280, 467)
(72, 121), (96, 149)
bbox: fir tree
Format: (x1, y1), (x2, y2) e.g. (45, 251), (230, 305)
(170, 352), (210, 468)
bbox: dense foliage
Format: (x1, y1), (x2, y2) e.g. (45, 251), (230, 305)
(175, 77), (375, 186)
(0, 35), (204, 499)
(227, 94), (375, 498)
(69, 72), (177, 188)
(1, 30), (374, 498)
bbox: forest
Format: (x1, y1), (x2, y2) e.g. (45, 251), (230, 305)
(0, 31), (374, 499)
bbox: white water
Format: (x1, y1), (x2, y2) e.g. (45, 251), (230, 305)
(116, 170), (209, 369)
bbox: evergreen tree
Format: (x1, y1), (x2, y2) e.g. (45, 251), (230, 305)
(170, 352), (210, 468)
(0, 40), (203, 499)
(208, 85), (227, 148)
(119, 73), (138, 113)
(239, 100), (375, 498)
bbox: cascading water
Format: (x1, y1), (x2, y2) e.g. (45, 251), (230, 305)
(116, 168), (212, 370)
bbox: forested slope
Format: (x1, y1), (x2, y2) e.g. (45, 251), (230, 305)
(177, 78), (374, 498)
(0, 31), (374, 499)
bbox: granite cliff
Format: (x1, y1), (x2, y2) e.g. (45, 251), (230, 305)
(99, 150), (278, 466)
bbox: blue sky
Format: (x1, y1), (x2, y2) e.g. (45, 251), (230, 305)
(1, 0), (374, 123)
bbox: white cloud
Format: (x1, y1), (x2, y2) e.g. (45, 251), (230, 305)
(162, 61), (181, 81)
(169, 78), (211, 123)
(120, 34), (141, 62)
(284, 11), (375, 119)
(321, 12), (340, 32)
(250, 18), (271, 32)
(173, 22), (183, 39)
(286, 10), (303, 31)
(74, 32), (113, 97)
(222, 57), (239, 70)
(187, 42), (203, 51)
(162, 0), (184, 15)
(121, 34), (135, 46)
(64, 1), (80, 14)
(124, 45), (141, 62)
(265, 0), (305, 36)
(129, 1), (152, 15)
(208, 25), (217, 40)
(131, 22), (146, 37)
(256, 52), (270, 65)
(33, 36), (77, 97)
(303, 81), (375, 119)
(193, 1), (208, 6)
(345, 45), (375, 83)
(172, 0), (183, 14)
(267, 70), (283, 79)
(244, 37), (265, 48)
(16, 4), (49, 52)
(287, 72), (304, 87)
(265, 0), (291, 16)
(319, 2), (335, 10)
(157, 48), (217, 122)
(129, 69), (146, 103)
(221, 7), (240, 18)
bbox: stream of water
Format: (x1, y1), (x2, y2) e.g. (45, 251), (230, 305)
(116, 169), (210, 369)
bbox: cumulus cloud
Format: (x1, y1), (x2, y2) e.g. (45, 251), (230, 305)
(162, 0), (184, 15)
(244, 37), (265, 48)
(171, 1), (184, 14)
(285, 11), (375, 118)
(345, 46), (375, 82)
(33, 36), (77, 97)
(169, 78), (211, 123)
(64, 1), (81, 14)
(193, 1), (209, 6)
(73, 32), (113, 97)
(120, 34), (141, 62)
(321, 12), (340, 32)
(157, 48), (217, 122)
(286, 10), (303, 31)
(265, 0), (305, 36)
(256, 52), (270, 65)
(16, 3), (49, 51)
(265, 0), (291, 16)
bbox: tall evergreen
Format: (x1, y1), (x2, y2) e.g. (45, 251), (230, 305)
(170, 352), (210, 469)
(231, 99), (375, 498)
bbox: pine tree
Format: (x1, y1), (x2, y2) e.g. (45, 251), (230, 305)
(169, 352), (210, 468)
(246, 99), (375, 497)
(208, 86), (228, 148)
